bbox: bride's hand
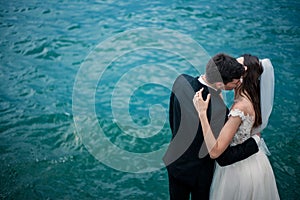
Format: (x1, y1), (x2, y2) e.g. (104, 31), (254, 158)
(193, 88), (210, 116)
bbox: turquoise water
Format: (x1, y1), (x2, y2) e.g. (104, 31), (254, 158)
(1, 0), (299, 199)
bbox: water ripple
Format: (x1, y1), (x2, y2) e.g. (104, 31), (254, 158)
(0, 0), (299, 199)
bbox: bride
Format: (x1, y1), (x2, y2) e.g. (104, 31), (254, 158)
(193, 54), (280, 199)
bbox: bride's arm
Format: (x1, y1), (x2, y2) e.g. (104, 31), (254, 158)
(199, 111), (241, 158)
(193, 88), (242, 159)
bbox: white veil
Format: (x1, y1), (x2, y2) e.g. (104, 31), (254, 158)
(252, 58), (275, 134)
(252, 58), (275, 155)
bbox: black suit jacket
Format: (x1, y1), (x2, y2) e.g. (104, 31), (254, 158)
(164, 74), (258, 187)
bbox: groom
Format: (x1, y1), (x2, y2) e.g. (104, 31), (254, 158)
(163, 53), (260, 200)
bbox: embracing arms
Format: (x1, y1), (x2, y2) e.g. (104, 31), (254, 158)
(215, 136), (259, 166)
(193, 88), (259, 166)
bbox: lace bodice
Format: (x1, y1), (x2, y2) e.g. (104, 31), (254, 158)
(229, 109), (255, 146)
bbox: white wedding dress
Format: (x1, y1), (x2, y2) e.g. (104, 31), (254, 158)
(210, 109), (280, 200)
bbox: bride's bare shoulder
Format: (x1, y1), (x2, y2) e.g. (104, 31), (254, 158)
(232, 97), (253, 114)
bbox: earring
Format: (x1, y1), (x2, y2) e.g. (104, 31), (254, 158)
(240, 77), (243, 83)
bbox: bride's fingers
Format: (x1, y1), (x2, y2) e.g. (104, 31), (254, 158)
(193, 94), (197, 102)
(199, 88), (204, 99)
(195, 88), (204, 100)
(206, 94), (211, 103)
(199, 88), (203, 96)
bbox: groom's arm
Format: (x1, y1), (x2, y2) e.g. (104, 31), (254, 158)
(215, 135), (260, 166)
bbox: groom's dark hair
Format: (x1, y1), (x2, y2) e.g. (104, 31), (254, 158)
(206, 53), (245, 84)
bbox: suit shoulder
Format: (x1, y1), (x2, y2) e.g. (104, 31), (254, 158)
(171, 74), (202, 97)
(173, 74), (197, 85)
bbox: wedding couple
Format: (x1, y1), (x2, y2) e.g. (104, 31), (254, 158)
(163, 53), (280, 200)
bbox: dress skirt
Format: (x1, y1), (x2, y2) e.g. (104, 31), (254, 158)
(210, 150), (280, 200)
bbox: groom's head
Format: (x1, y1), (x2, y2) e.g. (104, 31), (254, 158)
(205, 53), (245, 90)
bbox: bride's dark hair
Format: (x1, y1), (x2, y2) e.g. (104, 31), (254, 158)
(235, 54), (263, 128)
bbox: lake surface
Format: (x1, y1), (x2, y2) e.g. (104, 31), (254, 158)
(0, 0), (299, 199)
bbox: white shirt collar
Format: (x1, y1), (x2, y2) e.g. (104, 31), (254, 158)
(198, 75), (218, 91)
